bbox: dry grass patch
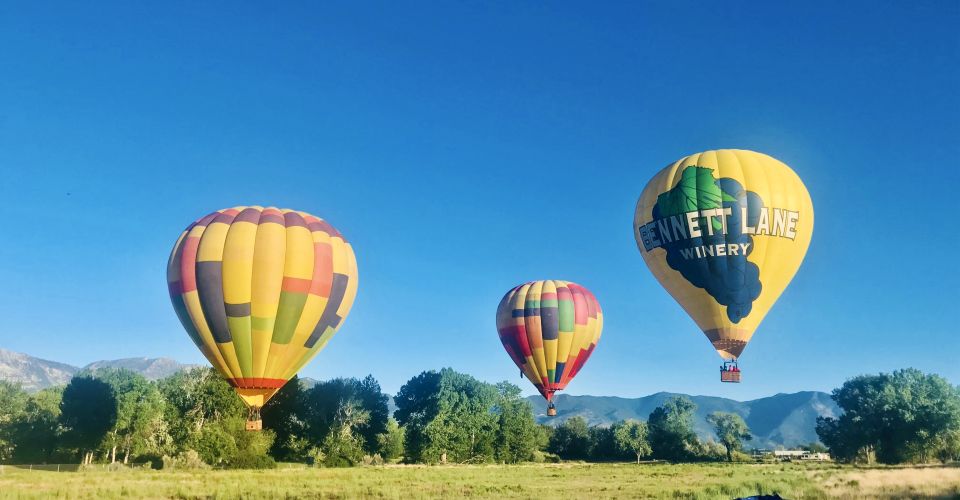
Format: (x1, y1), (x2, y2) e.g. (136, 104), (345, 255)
(811, 464), (960, 499)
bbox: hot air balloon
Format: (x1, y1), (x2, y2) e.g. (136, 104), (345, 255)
(496, 280), (602, 416)
(167, 206), (358, 429)
(634, 149), (813, 382)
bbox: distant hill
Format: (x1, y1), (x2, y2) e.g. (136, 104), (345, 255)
(82, 357), (196, 381)
(0, 349), (195, 391)
(527, 391), (839, 449)
(0, 349), (77, 392)
(299, 376), (319, 389)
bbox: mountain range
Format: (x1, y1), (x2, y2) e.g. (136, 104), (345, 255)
(527, 392), (838, 449)
(0, 348), (194, 392)
(1, 349), (836, 447)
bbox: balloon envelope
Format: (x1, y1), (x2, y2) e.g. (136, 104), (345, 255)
(634, 149), (813, 360)
(496, 280), (602, 402)
(167, 206), (358, 408)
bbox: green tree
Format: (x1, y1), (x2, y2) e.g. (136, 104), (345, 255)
(816, 369), (960, 464)
(801, 442), (829, 454)
(90, 368), (171, 463)
(320, 399), (370, 467)
(547, 416), (591, 460)
(11, 387), (63, 463)
(934, 428), (960, 463)
(194, 419), (238, 464)
(427, 370), (497, 463)
(60, 376), (118, 464)
(157, 367), (245, 446)
(492, 382), (538, 463)
(393, 370), (442, 462)
(262, 375), (308, 461)
(394, 369), (498, 463)
(647, 396), (698, 461)
(301, 375), (390, 457)
(534, 424), (553, 455)
(157, 367), (273, 467)
(376, 418), (404, 461)
(0, 381), (28, 461)
(225, 417), (276, 469)
(815, 415), (861, 462)
(588, 425), (620, 461)
(706, 412), (751, 461)
(613, 420), (651, 464)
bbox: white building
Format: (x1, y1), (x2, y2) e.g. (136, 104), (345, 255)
(772, 450), (831, 461)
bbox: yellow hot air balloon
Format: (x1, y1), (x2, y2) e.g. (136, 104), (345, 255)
(167, 206), (358, 428)
(634, 150), (813, 382)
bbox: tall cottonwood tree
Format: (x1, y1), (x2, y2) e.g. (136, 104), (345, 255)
(301, 375), (390, 457)
(492, 382), (539, 463)
(647, 396), (698, 461)
(59, 376), (117, 464)
(613, 420), (651, 464)
(706, 412), (751, 461)
(395, 369), (504, 463)
(817, 369), (960, 464)
(90, 368), (170, 463)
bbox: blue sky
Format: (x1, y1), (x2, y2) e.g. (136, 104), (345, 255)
(1, 1), (957, 401)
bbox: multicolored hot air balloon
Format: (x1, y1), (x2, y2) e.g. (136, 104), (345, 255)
(496, 280), (602, 416)
(167, 206), (358, 429)
(634, 149), (813, 382)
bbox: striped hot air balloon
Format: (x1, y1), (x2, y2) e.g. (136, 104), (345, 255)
(167, 206), (358, 429)
(496, 280), (602, 416)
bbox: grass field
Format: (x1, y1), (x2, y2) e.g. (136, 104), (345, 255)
(1, 462), (958, 499)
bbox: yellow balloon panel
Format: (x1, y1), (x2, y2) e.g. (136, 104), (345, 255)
(167, 206), (358, 408)
(634, 150), (813, 359)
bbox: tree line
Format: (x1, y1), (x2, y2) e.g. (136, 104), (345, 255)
(815, 368), (960, 464)
(545, 395), (752, 463)
(0, 366), (957, 468)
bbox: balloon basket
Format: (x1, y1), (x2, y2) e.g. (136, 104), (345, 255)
(720, 360), (741, 383)
(245, 407), (262, 431)
(547, 402), (557, 417)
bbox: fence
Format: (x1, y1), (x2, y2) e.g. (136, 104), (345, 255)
(0, 463), (143, 472)
(2, 464), (79, 472)
(0, 462), (309, 472)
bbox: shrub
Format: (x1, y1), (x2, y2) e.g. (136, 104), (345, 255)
(307, 447), (326, 467)
(226, 450), (277, 469)
(162, 450), (210, 470)
(686, 439), (727, 461)
(323, 455), (353, 467)
(133, 453), (164, 470)
(540, 451), (561, 463)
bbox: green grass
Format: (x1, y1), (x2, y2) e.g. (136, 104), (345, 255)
(0, 462), (957, 499)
